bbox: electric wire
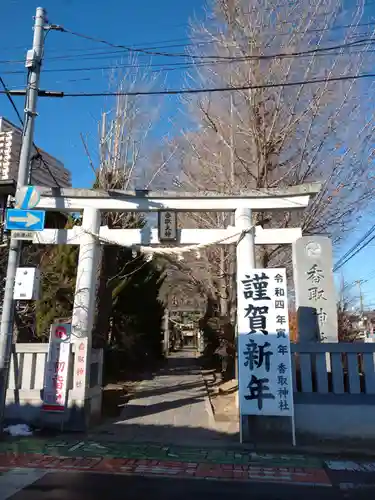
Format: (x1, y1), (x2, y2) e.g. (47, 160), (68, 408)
(4, 43), (375, 76)
(15, 71), (373, 98)
(59, 27), (375, 61)
(334, 225), (375, 272)
(0, 75), (61, 187)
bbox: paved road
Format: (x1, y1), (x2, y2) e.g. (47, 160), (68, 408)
(1, 470), (369, 500)
(90, 349), (237, 445)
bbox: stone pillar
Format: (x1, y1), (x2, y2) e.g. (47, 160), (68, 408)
(69, 207), (102, 430)
(292, 236), (338, 343)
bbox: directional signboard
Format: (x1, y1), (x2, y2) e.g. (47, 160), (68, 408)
(11, 231), (36, 241)
(5, 209), (45, 231)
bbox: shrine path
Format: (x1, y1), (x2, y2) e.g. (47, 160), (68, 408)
(88, 348), (239, 445)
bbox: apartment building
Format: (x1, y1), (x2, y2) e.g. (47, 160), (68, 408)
(0, 117), (71, 187)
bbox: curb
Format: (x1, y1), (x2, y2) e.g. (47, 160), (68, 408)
(198, 365), (216, 428)
(202, 376), (216, 428)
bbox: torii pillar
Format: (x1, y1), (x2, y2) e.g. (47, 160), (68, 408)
(69, 207), (102, 428)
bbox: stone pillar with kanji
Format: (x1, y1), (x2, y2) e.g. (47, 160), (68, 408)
(292, 236), (338, 343)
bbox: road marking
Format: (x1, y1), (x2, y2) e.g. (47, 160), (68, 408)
(68, 441), (84, 452)
(0, 468), (48, 499)
(326, 460), (375, 472)
(340, 482), (375, 490)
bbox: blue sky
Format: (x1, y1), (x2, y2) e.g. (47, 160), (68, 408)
(1, 0), (375, 306)
(0, 0), (205, 187)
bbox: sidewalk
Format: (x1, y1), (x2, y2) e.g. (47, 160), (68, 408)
(2, 350), (375, 489)
(0, 438), (331, 487)
(0, 349), (331, 487)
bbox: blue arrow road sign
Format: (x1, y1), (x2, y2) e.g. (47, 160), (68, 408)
(5, 209), (45, 231)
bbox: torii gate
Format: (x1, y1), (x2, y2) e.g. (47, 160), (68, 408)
(32, 183), (320, 413)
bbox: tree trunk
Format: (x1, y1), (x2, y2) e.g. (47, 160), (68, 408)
(92, 246), (119, 348)
(219, 247), (229, 317)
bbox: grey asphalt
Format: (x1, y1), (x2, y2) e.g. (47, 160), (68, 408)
(8, 472), (370, 500)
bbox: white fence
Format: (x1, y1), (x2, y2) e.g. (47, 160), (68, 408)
(5, 343), (103, 429)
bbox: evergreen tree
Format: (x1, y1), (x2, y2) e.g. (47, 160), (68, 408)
(35, 216), (79, 339)
(101, 247), (166, 380)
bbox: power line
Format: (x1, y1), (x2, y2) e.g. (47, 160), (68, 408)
(3, 43), (375, 77)
(59, 26), (375, 61)
(2, 23), (375, 68)
(8, 71), (371, 98)
(1, 30), (374, 65)
(2, 51), (372, 90)
(2, 60), (217, 75)
(0, 76), (24, 124)
(2, 70), (375, 100)
(17, 43), (372, 86)
(334, 221), (375, 270)
(334, 225), (375, 272)
(0, 39), (215, 65)
(3, 11), (375, 56)
(3, 9), (375, 53)
(39, 34), (375, 63)
(334, 233), (375, 271)
(0, 75), (61, 187)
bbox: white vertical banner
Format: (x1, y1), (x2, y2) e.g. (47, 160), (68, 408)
(42, 323), (72, 412)
(237, 269), (294, 420)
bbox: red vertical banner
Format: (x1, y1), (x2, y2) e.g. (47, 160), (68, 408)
(42, 323), (72, 412)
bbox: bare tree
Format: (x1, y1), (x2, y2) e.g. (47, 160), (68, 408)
(170, 0), (375, 317)
(80, 56), (174, 346)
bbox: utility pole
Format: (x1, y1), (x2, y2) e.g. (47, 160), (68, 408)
(340, 271), (345, 310)
(356, 280), (364, 315)
(229, 93), (235, 188)
(356, 279), (366, 337)
(0, 7), (46, 429)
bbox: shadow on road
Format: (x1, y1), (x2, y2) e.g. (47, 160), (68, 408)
(135, 381), (204, 399)
(90, 421), (239, 445)
(9, 472), (355, 500)
(118, 394), (206, 420)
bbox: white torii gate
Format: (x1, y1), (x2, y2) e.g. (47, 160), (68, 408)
(32, 183), (320, 411)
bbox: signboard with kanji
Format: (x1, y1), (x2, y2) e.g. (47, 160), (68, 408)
(237, 268), (294, 418)
(74, 337), (88, 391)
(42, 322), (72, 412)
(158, 211), (178, 242)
